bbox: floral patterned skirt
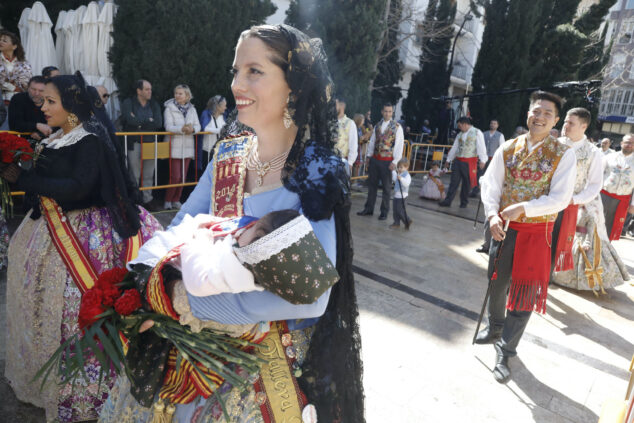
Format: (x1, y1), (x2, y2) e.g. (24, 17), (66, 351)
(4, 206), (162, 423)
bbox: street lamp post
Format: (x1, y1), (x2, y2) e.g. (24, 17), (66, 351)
(446, 13), (472, 96)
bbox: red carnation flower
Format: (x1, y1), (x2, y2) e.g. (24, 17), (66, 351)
(78, 288), (106, 328)
(96, 267), (128, 289)
(101, 284), (122, 307)
(114, 289), (142, 316)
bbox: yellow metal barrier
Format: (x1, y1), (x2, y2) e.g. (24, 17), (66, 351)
(408, 143), (452, 175)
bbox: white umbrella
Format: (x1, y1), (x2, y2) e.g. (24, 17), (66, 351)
(70, 5), (86, 73)
(25, 2), (57, 75)
(54, 10), (66, 73)
(80, 2), (100, 77)
(17, 8), (31, 47)
(97, 1), (116, 78)
(61, 10), (75, 74)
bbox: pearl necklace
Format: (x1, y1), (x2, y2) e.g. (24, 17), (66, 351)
(246, 142), (290, 186)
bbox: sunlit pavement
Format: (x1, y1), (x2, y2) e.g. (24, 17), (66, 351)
(1, 178), (633, 422)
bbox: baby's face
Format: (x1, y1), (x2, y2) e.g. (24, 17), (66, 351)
(236, 221), (262, 247)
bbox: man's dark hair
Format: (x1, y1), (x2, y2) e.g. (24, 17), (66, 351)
(135, 79), (148, 91)
(457, 116), (472, 125)
(490, 118), (499, 123)
(335, 95), (346, 104)
(529, 90), (564, 115)
(28, 75), (47, 86)
(41, 66), (58, 78)
(382, 103), (393, 110)
(566, 107), (591, 126)
(250, 209), (300, 242)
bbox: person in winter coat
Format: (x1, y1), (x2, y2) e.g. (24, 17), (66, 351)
(197, 95), (227, 173)
(163, 84), (200, 209)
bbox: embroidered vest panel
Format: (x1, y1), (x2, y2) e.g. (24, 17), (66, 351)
(571, 140), (595, 195)
(500, 135), (568, 223)
(335, 116), (353, 159)
(457, 127), (478, 158)
(373, 120), (399, 159)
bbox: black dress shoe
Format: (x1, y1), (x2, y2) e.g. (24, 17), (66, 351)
(474, 326), (502, 344)
(493, 344), (511, 384)
(476, 246), (489, 253)
(438, 200), (451, 207)
(459, 203), (468, 208)
(378, 214), (387, 220)
(357, 210), (373, 216)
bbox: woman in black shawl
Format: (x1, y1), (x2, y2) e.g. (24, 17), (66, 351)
(1, 72), (163, 422)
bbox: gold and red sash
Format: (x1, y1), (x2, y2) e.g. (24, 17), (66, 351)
(40, 196), (141, 294)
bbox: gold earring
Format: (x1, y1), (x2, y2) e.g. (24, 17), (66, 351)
(67, 113), (79, 128)
(283, 107), (293, 129)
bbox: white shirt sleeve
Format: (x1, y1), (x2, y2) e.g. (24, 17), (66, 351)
(523, 148), (576, 217)
(392, 124), (404, 166)
(481, 146), (506, 219)
(347, 121), (358, 165)
(400, 172), (412, 190)
(180, 235), (263, 297)
(446, 136), (460, 163)
(572, 148), (605, 205)
(366, 129), (376, 158)
(476, 130), (488, 163)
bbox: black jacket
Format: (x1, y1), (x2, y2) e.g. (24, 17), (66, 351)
(8, 92), (46, 133)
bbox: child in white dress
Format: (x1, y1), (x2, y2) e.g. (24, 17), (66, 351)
(419, 162), (446, 200)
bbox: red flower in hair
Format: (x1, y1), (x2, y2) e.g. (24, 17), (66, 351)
(114, 289), (142, 316)
(78, 288), (106, 328)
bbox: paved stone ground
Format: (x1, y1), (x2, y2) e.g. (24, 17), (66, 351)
(1, 176), (633, 422)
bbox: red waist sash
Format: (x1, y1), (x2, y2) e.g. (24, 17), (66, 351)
(553, 204), (579, 272)
(372, 154), (393, 161)
(601, 189), (632, 241)
(457, 157), (478, 188)
(507, 221), (554, 314)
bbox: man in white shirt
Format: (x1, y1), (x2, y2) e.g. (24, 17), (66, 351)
(357, 103), (404, 220)
(476, 91), (576, 384)
(439, 116), (487, 208)
(600, 138), (615, 155)
(551, 107), (604, 277)
(601, 134), (634, 240)
(334, 97), (358, 174)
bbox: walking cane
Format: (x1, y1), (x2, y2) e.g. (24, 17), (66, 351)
(473, 197), (482, 230)
(397, 172), (410, 229)
(472, 219), (509, 344)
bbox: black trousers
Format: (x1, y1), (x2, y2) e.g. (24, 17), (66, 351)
(444, 160), (471, 206)
(392, 198), (409, 225)
(601, 191), (621, 236)
(486, 230), (533, 357)
(363, 158), (392, 216)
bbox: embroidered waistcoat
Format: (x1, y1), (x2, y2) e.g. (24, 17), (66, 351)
(335, 115), (353, 159)
(603, 152), (634, 196)
(373, 120), (399, 159)
(569, 139), (596, 195)
(500, 135), (569, 223)
(484, 130), (503, 157)
(457, 127), (478, 158)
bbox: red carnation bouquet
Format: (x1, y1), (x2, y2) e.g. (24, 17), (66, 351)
(34, 267), (261, 408)
(0, 132), (35, 217)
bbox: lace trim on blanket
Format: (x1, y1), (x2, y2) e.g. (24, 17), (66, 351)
(233, 215), (313, 265)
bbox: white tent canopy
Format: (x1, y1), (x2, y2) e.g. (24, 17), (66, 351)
(24, 2), (57, 75)
(54, 10), (67, 73)
(17, 8), (31, 48)
(80, 2), (100, 77)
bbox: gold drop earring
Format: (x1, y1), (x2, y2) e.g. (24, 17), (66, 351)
(283, 97), (293, 129)
(67, 113), (79, 128)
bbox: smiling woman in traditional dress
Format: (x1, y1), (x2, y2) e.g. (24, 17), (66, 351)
(1, 72), (162, 422)
(99, 24), (364, 423)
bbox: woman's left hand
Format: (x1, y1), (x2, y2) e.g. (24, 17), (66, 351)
(0, 163), (21, 183)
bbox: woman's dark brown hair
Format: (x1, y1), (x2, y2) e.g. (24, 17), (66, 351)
(239, 25), (291, 72)
(0, 30), (26, 62)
